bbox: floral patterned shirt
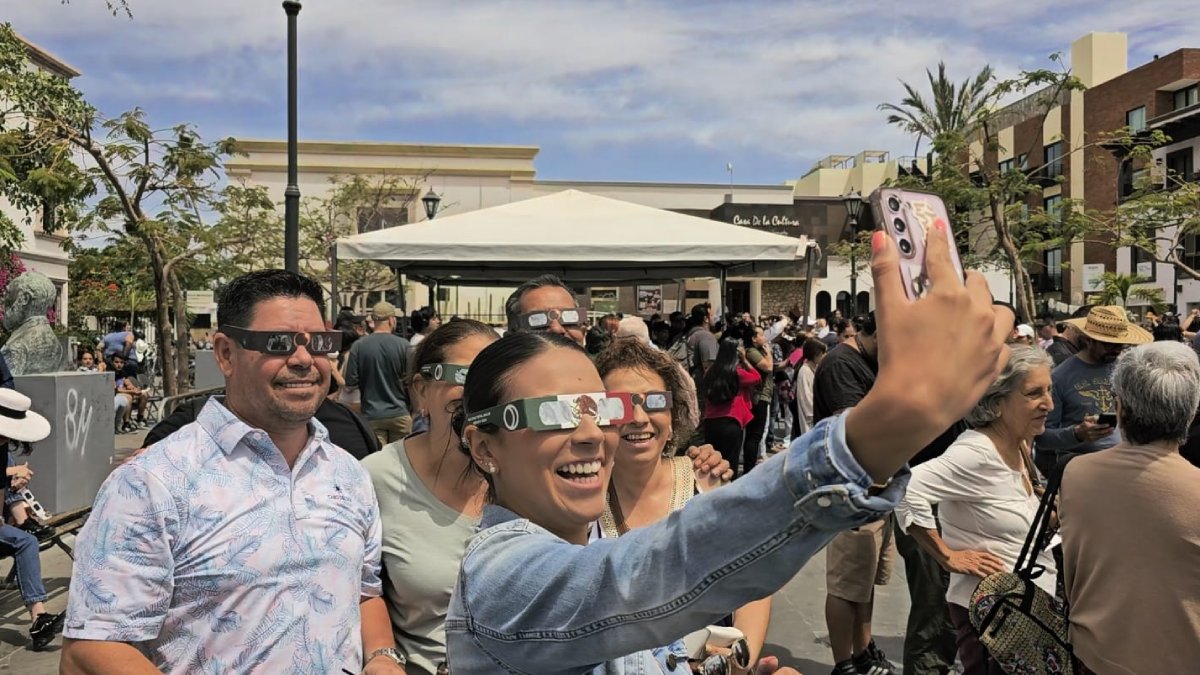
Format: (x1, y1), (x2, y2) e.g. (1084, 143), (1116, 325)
(65, 399), (383, 674)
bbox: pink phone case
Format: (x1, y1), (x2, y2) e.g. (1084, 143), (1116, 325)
(868, 188), (965, 300)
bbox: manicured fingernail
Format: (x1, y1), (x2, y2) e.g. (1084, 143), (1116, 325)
(934, 218), (948, 233)
(871, 230), (885, 252)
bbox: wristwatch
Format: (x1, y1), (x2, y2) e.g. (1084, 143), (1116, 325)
(367, 647), (407, 667)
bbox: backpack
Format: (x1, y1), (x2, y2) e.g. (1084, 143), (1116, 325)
(668, 331), (694, 376)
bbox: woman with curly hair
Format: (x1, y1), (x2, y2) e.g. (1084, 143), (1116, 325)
(594, 338), (792, 674)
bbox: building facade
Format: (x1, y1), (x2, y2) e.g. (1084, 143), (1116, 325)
(0, 34), (76, 324)
(225, 140), (864, 323)
(971, 32), (1200, 314)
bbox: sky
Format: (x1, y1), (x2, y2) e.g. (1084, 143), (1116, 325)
(6, 0), (1200, 186)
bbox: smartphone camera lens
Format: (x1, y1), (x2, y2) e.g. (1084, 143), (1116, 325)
(893, 218), (907, 233)
(887, 196), (902, 212)
(898, 238), (913, 255)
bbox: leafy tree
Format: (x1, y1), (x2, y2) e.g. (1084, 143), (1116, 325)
(68, 238), (154, 320)
(60, 0), (132, 17)
(880, 54), (1163, 323)
(1091, 271), (1165, 310)
(299, 173), (431, 313)
(878, 62), (994, 160)
(0, 24), (236, 395)
(1079, 173), (1200, 284)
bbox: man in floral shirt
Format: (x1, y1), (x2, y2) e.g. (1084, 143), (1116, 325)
(62, 271), (400, 674)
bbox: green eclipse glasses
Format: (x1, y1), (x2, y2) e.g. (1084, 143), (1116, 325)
(419, 363), (469, 385)
(220, 325), (341, 356)
(466, 391), (672, 432)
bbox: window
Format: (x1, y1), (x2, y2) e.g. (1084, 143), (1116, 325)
(356, 206), (409, 233)
(1044, 248), (1063, 292)
(1130, 238), (1157, 281)
(1165, 148), (1195, 184)
(1017, 153), (1029, 170)
(998, 158), (1014, 175)
(1183, 234), (1200, 273)
(1044, 142), (1064, 179)
(1126, 106), (1147, 132)
(1043, 195), (1063, 217)
(1174, 85), (1199, 111)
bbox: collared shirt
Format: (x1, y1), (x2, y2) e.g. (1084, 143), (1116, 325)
(445, 412), (906, 674)
(65, 399), (383, 674)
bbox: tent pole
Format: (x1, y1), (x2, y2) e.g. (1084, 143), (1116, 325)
(719, 267), (728, 319)
(396, 269), (408, 332)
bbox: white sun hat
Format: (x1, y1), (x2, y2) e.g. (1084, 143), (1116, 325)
(0, 389), (51, 443)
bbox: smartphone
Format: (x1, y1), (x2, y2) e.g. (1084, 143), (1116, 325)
(1097, 412), (1117, 427)
(868, 188), (966, 300)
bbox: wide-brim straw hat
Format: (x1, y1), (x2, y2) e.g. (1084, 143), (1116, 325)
(0, 389), (51, 443)
(1065, 305), (1152, 345)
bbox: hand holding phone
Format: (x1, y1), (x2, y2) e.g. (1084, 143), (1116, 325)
(869, 188), (966, 300)
(1096, 412), (1117, 427)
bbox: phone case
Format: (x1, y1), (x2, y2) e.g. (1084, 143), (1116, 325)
(868, 188), (966, 300)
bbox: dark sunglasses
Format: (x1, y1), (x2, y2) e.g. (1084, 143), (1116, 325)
(219, 325), (341, 356)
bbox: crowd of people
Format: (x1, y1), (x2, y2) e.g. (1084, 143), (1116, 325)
(22, 235), (1193, 674)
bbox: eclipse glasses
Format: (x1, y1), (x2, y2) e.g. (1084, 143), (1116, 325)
(219, 325), (341, 356)
(467, 391), (672, 432)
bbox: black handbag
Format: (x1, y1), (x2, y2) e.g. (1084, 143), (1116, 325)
(968, 457), (1076, 675)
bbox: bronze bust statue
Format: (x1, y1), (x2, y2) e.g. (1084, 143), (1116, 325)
(1, 272), (63, 375)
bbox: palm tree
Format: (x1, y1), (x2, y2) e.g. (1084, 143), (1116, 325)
(878, 62), (995, 160)
(1092, 272), (1166, 310)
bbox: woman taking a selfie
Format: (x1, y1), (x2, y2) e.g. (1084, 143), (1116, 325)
(444, 225), (1015, 673)
(595, 339), (780, 673)
(895, 345), (1057, 675)
(360, 319), (496, 675)
(701, 337), (762, 477)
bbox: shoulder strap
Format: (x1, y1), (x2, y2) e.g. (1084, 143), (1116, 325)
(1015, 454), (1073, 579)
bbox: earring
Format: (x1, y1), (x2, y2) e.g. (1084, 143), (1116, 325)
(485, 462), (497, 474)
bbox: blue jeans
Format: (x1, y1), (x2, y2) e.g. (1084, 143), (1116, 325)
(0, 523), (48, 605)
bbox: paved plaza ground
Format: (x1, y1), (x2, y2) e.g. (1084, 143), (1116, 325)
(0, 429), (913, 673)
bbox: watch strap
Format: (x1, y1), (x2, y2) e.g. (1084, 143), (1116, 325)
(367, 646), (407, 667)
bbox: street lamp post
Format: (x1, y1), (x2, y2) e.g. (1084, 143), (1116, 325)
(422, 190), (442, 306)
(842, 191), (865, 315)
(801, 240), (819, 324)
(283, 1), (301, 273)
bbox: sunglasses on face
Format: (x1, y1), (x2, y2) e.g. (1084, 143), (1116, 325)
(519, 308), (583, 331)
(467, 392), (637, 432)
(219, 325), (342, 356)
(419, 363), (469, 385)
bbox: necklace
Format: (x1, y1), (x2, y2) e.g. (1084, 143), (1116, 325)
(602, 457), (692, 537)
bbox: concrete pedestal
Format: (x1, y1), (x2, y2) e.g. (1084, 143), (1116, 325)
(193, 350), (224, 390)
(14, 371), (117, 514)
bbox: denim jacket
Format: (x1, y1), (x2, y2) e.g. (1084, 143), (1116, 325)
(445, 413), (908, 674)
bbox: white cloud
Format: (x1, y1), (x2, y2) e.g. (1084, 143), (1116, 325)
(8, 0), (1200, 179)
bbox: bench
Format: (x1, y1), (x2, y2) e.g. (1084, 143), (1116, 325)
(1, 506), (92, 590)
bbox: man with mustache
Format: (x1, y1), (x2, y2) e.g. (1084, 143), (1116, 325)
(62, 270), (402, 674)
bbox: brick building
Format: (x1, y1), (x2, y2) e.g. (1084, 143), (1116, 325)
(976, 32), (1200, 312)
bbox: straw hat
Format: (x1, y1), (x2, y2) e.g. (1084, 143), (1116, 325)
(1065, 305), (1152, 345)
(0, 389), (51, 443)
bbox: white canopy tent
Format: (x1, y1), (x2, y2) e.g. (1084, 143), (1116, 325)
(335, 189), (813, 285)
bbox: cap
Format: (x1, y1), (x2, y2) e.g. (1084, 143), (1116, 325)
(1016, 324), (1035, 338)
(372, 301), (396, 320)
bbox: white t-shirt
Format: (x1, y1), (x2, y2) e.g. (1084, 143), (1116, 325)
(895, 429), (1057, 608)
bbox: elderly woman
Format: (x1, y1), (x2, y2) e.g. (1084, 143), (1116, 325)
(896, 345), (1057, 675)
(1060, 341), (1200, 674)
